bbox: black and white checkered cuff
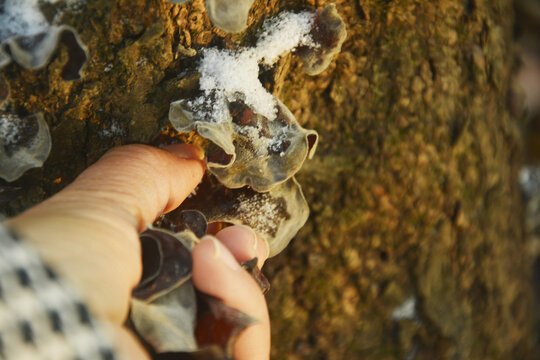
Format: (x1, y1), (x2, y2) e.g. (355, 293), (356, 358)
(0, 224), (118, 360)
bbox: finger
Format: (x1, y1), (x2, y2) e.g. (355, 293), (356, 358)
(215, 225), (268, 268)
(192, 237), (270, 360)
(7, 144), (205, 323)
(102, 324), (150, 360)
(57, 144), (205, 231)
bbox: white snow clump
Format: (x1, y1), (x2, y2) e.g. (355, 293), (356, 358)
(0, 0), (49, 42)
(193, 11), (317, 122)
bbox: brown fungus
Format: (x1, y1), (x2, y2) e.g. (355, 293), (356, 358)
(133, 229), (196, 302)
(163, 176), (310, 257)
(131, 282), (199, 353)
(0, 112), (51, 182)
(130, 230), (199, 353)
(130, 229), (259, 357)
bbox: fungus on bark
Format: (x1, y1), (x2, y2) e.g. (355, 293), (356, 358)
(131, 5), (347, 359)
(297, 4), (348, 75)
(0, 112), (51, 182)
(168, 4), (346, 253)
(0, 0), (87, 81)
(205, 0), (255, 33)
(169, 6), (346, 193)
(169, 0), (255, 33)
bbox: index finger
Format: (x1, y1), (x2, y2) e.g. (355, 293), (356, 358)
(57, 144), (206, 231)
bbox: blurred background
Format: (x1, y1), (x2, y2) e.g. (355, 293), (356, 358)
(516, 0), (540, 353)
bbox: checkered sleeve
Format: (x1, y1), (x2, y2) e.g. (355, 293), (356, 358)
(0, 224), (119, 360)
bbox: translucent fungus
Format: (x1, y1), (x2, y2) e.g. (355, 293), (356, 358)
(169, 10), (323, 192)
(205, 0), (255, 33)
(170, 96), (318, 191)
(130, 5), (347, 357)
(163, 176), (311, 257)
(131, 282), (198, 352)
(167, 5), (346, 255)
(0, 112), (51, 182)
(0, 0), (87, 81)
(297, 4), (347, 75)
(168, 0), (255, 33)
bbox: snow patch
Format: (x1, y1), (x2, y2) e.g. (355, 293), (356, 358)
(0, 113), (22, 146)
(99, 120), (126, 138)
(391, 296), (417, 321)
(236, 192), (281, 235)
(194, 11), (317, 122)
(0, 0), (49, 42)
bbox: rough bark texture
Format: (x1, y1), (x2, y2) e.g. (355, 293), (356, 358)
(1, 0), (536, 359)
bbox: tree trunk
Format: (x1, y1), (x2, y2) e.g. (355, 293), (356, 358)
(1, 0), (536, 359)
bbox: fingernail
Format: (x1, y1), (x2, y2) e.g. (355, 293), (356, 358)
(162, 143), (205, 161)
(237, 224), (258, 255)
(202, 235), (241, 271)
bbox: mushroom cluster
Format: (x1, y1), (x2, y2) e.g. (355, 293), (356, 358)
(1, 1), (347, 358)
(167, 4), (347, 257)
(129, 5), (346, 358)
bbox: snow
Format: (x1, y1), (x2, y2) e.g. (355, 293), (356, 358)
(0, 114), (22, 146)
(99, 120), (126, 138)
(193, 11), (317, 122)
(198, 48), (275, 119)
(0, 0), (49, 42)
(391, 296), (417, 321)
(236, 192), (281, 234)
(255, 11), (315, 65)
(0, 0), (88, 42)
(237, 123), (288, 158)
(236, 125), (270, 157)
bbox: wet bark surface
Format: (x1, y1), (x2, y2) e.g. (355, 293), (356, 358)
(1, 0), (537, 359)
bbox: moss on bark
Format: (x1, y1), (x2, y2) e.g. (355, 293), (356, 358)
(1, 0), (536, 358)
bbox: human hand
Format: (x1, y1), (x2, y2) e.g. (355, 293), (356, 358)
(6, 144), (270, 360)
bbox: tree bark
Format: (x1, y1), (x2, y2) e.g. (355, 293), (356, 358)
(1, 0), (536, 359)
